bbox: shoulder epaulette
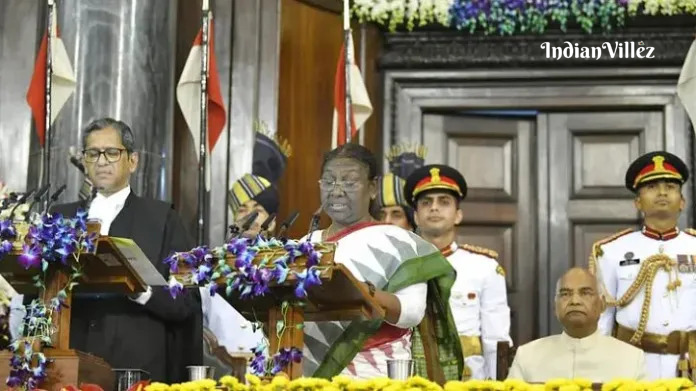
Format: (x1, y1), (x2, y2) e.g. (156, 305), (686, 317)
(588, 228), (634, 274)
(461, 244), (498, 260)
(684, 228), (696, 237)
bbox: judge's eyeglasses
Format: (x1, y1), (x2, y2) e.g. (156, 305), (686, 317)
(82, 148), (128, 163)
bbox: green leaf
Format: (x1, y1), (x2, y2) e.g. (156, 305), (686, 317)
(276, 320), (285, 333)
(295, 323), (304, 330)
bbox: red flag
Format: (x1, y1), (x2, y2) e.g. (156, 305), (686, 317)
(333, 42), (357, 147)
(26, 33), (49, 146)
(177, 19), (227, 189)
(331, 33), (372, 148)
(25, 4), (76, 147)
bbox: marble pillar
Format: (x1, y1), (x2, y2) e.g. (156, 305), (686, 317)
(0, 0), (41, 192)
(25, 0), (178, 203)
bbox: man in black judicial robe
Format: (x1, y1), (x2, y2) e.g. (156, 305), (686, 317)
(48, 118), (202, 383)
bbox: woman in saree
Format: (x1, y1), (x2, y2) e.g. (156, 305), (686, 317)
(301, 144), (463, 380)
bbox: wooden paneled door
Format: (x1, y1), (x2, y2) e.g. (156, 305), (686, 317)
(423, 114), (536, 346)
(543, 111), (664, 333)
(421, 110), (668, 343)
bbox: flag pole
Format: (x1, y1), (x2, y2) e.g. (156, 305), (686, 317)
(197, 0), (211, 245)
(358, 22), (367, 146)
(343, 0), (353, 144)
(42, 0), (55, 212)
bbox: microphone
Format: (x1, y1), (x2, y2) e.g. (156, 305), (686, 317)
(24, 183), (51, 219)
(276, 210), (299, 240)
(305, 201), (327, 242)
(7, 188), (36, 221)
(259, 212), (276, 234)
(45, 184), (67, 212)
(0, 193), (18, 212)
(70, 155), (85, 174)
(239, 211), (259, 233)
(227, 211), (259, 241)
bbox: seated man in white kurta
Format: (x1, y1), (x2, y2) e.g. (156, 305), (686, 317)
(508, 268), (647, 382)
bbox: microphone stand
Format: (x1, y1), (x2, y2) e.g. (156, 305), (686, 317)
(276, 210), (299, 241)
(45, 184), (67, 212)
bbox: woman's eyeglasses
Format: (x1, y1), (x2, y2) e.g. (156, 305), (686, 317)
(318, 179), (361, 191)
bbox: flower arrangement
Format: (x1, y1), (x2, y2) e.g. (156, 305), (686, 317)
(164, 236), (332, 377)
(141, 375), (696, 391)
(352, 0), (696, 35)
(0, 210), (97, 390)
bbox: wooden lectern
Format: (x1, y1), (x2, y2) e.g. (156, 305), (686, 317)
(172, 243), (386, 379)
(0, 235), (160, 391)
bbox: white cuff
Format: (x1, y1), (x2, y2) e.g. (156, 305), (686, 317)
(388, 282), (427, 329)
(130, 286), (153, 305)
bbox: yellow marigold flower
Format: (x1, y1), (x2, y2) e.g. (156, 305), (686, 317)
(383, 381), (407, 391)
(271, 376), (290, 388)
(665, 378), (693, 391)
(616, 383), (637, 391)
(332, 375), (353, 389)
(559, 384), (580, 391)
(194, 379), (217, 390)
(546, 379), (571, 390)
(321, 386), (342, 391)
(467, 380), (486, 390)
(530, 385), (545, 391)
(145, 383), (171, 391)
(573, 379), (592, 389)
(503, 379), (529, 391)
(407, 376), (441, 390)
(180, 382), (199, 391)
(246, 374), (262, 387)
(370, 377), (393, 391)
(444, 382), (465, 391)
(346, 379), (373, 391)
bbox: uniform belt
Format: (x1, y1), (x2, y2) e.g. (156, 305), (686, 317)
(615, 323), (696, 379)
(459, 335), (482, 357)
(614, 323), (688, 355)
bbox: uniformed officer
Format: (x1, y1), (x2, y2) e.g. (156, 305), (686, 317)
(227, 122), (291, 237)
(404, 164), (512, 380)
(592, 151), (696, 380)
(374, 144), (426, 231)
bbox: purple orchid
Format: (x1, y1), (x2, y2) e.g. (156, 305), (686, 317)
(208, 282), (219, 296)
(166, 276), (184, 299)
(249, 345), (267, 376)
(251, 267), (273, 296)
(226, 237), (249, 255)
(18, 244), (41, 270)
(164, 252), (181, 273)
(270, 347), (303, 375)
(293, 266), (322, 299)
(272, 259), (289, 284)
(0, 240), (12, 256)
(0, 220), (16, 239)
(192, 263), (215, 285)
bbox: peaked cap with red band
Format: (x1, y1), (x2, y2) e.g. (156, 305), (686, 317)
(404, 164), (467, 207)
(625, 151), (689, 192)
